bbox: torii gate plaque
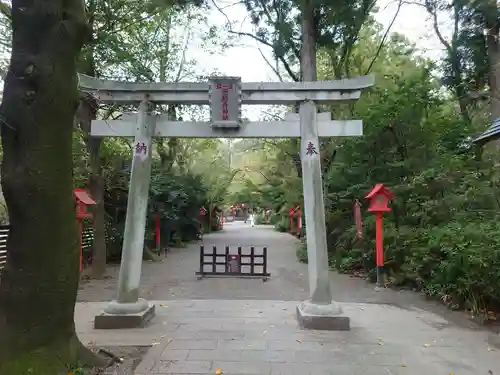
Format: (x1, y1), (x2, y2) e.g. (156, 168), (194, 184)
(81, 74), (374, 330)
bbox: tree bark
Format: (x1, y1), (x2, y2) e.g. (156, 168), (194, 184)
(0, 0), (102, 371)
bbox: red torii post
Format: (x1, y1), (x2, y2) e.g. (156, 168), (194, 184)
(74, 189), (96, 273)
(365, 184), (395, 288)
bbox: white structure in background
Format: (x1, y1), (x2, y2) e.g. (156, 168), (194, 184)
(80, 74), (374, 330)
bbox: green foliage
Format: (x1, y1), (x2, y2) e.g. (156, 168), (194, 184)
(274, 215), (290, 233)
(296, 243), (308, 264)
(147, 163), (208, 249)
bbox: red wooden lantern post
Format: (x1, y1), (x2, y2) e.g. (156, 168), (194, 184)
(200, 206), (207, 235)
(74, 189), (96, 273)
(289, 206), (301, 235)
(365, 184), (394, 287)
(296, 206), (302, 237)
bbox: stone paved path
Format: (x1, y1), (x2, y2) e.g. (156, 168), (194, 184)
(131, 300), (500, 375)
(75, 222), (500, 375)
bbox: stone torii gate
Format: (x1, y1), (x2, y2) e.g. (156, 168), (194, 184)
(79, 74), (374, 330)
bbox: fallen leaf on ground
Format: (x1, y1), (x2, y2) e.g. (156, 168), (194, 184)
(423, 344), (431, 347)
(377, 342), (384, 346)
(215, 369), (223, 375)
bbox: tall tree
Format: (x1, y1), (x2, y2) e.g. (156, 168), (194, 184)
(0, 0), (102, 372)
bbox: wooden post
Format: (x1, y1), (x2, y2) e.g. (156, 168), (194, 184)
(376, 212), (385, 287)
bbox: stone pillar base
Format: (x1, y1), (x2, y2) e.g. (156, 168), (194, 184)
(296, 300), (350, 331)
(94, 298), (156, 329)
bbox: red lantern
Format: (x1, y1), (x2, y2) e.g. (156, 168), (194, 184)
(365, 184), (394, 287)
(74, 189), (96, 273)
(366, 184), (394, 214)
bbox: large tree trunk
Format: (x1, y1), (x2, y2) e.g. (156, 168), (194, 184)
(0, 0), (102, 371)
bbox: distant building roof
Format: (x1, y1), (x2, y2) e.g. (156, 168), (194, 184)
(473, 117), (500, 145)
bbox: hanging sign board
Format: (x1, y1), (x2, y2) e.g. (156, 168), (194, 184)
(208, 76), (242, 128)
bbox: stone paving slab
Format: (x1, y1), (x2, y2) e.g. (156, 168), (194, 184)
(118, 299), (500, 375)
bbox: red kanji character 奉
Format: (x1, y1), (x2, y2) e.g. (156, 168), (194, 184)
(305, 141), (318, 156)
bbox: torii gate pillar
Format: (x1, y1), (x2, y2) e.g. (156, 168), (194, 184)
(94, 100), (157, 329)
(296, 100), (349, 330)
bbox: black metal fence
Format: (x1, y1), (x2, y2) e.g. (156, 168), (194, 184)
(0, 225), (95, 271)
(196, 245), (270, 281)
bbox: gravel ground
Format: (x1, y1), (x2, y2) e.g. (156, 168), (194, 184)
(77, 221), (496, 331)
